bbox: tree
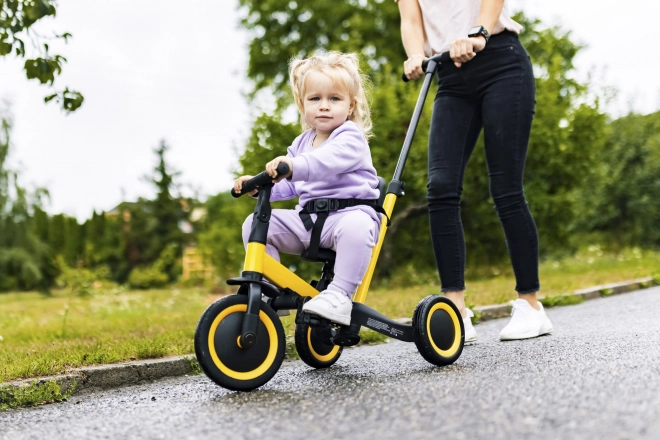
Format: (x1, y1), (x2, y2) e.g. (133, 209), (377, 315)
(0, 0), (83, 111)
(0, 103), (55, 291)
(149, 142), (184, 257)
(583, 111), (660, 249)
(239, 0), (403, 105)
(117, 142), (187, 282)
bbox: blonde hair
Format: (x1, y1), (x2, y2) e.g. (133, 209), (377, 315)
(289, 51), (373, 138)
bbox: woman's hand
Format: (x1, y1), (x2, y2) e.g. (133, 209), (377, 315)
(403, 53), (426, 81)
(234, 175), (258, 196)
(450, 36), (487, 68)
(265, 156), (293, 182)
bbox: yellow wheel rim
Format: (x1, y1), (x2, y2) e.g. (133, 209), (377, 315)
(426, 302), (462, 357)
(307, 327), (340, 362)
(208, 304), (278, 381)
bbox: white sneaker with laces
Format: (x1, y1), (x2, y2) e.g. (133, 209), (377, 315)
(302, 287), (352, 326)
(499, 299), (554, 341)
(463, 308), (478, 343)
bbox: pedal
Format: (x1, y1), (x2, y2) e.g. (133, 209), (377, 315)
(331, 327), (361, 347)
(295, 311), (332, 328)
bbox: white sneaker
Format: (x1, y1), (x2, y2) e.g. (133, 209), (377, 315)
(302, 287), (352, 326)
(463, 308), (478, 343)
(499, 299), (554, 341)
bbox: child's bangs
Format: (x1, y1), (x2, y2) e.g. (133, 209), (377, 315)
(320, 66), (355, 97)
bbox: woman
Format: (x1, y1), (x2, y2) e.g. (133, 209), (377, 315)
(396, 0), (553, 342)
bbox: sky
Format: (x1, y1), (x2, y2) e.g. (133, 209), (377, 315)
(1, 0), (658, 221)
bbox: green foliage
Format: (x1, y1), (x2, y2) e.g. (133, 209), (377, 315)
(198, 191), (254, 280)
(118, 142), (188, 283)
(238, 0), (403, 104)
(358, 328), (388, 344)
(653, 273), (660, 286)
(184, 356), (202, 375)
(147, 142), (185, 265)
(539, 294), (584, 308)
(0, 379), (75, 411)
(600, 287), (614, 297)
(0, 0), (83, 112)
(127, 266), (168, 290)
(582, 111), (660, 248)
(81, 210), (129, 282)
(55, 256), (110, 297)
(0, 104), (55, 292)
(284, 334), (299, 359)
(127, 242), (179, 289)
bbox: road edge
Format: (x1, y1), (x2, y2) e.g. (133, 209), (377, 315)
(1, 275), (657, 408)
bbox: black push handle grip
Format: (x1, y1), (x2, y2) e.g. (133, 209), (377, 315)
(231, 162), (290, 198)
(402, 51), (452, 82)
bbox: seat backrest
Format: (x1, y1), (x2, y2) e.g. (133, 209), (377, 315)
(377, 177), (386, 207)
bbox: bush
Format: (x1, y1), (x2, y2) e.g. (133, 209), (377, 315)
(127, 266), (169, 290)
(55, 256), (110, 297)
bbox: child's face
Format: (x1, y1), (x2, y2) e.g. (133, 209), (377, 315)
(302, 70), (355, 134)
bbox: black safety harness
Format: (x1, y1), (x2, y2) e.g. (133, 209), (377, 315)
(299, 198), (391, 261)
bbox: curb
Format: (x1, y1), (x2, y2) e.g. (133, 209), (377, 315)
(473, 276), (655, 322)
(0, 356), (198, 406)
(1, 276), (656, 407)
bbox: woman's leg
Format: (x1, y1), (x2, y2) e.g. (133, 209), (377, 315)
(469, 34), (552, 339)
(428, 69), (483, 316)
(477, 40), (541, 303)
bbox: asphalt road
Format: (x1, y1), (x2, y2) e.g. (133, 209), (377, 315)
(2, 287), (659, 440)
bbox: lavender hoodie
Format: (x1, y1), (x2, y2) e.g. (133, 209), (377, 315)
(270, 121), (381, 223)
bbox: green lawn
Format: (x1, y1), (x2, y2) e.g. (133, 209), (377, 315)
(1, 247), (658, 383)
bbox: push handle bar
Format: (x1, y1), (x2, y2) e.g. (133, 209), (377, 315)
(401, 51), (452, 82)
(231, 162), (290, 198)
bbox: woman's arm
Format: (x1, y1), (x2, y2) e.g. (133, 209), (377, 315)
(476, 0), (505, 40)
(451, 0), (504, 67)
(397, 0), (426, 81)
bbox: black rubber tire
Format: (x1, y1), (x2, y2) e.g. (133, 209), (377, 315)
(194, 294), (285, 391)
(412, 295), (464, 366)
(294, 323), (343, 369)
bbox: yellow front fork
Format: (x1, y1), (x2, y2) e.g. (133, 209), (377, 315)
(353, 193), (397, 304)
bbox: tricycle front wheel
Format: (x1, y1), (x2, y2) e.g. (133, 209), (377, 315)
(194, 294), (285, 391)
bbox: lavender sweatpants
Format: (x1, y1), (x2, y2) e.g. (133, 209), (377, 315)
(242, 207), (380, 297)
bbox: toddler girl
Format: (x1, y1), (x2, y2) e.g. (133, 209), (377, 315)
(234, 51), (381, 326)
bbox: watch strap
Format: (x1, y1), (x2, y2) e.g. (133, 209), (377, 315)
(468, 26), (490, 42)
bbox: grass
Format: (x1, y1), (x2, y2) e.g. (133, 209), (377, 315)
(0, 380), (75, 411)
(0, 246), (658, 384)
(366, 246), (660, 319)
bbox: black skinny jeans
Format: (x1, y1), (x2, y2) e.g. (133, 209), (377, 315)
(428, 31), (540, 294)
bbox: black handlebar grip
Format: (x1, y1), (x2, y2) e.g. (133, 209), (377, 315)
(231, 162), (291, 198)
(402, 51), (452, 82)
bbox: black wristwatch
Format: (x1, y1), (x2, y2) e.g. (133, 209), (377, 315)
(468, 25), (490, 43)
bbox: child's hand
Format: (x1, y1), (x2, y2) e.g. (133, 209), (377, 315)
(234, 175), (258, 196)
(265, 156), (293, 182)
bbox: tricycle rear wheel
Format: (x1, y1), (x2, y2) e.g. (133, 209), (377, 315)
(295, 323), (343, 369)
(412, 295), (464, 366)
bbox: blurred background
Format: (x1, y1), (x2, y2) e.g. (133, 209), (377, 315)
(1, 0), (659, 293)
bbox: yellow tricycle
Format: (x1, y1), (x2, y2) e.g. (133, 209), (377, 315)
(194, 52), (464, 391)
